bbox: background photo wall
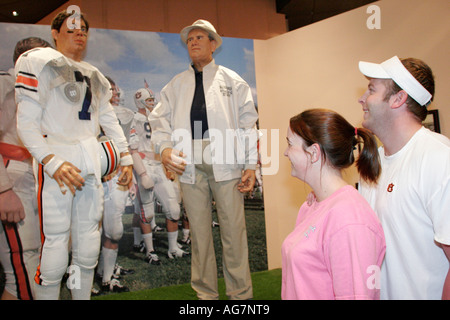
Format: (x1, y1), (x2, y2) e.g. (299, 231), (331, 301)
(0, 21), (267, 296)
(0, 22), (258, 108)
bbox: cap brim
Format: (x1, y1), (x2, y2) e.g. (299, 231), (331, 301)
(180, 26), (193, 43)
(358, 61), (390, 79)
(359, 56), (432, 106)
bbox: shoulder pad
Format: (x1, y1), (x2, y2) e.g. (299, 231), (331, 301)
(0, 70), (15, 89)
(89, 68), (111, 100)
(15, 47), (67, 78)
(134, 111), (148, 121)
(114, 106), (135, 124)
(0, 70), (15, 104)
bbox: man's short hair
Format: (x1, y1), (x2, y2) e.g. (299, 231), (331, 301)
(384, 58), (435, 122)
(13, 37), (52, 64)
(51, 10), (89, 44)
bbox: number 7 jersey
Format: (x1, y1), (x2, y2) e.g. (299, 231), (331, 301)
(14, 47), (128, 164)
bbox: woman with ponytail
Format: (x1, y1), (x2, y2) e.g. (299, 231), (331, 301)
(281, 108), (385, 300)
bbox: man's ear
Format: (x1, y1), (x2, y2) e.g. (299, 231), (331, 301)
(390, 90), (408, 109)
(210, 39), (217, 54)
(51, 29), (59, 45)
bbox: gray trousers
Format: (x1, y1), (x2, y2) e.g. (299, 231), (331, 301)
(180, 141), (253, 300)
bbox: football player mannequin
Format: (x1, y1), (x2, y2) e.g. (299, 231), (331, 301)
(95, 76), (134, 294)
(130, 88), (188, 262)
(14, 11), (132, 299)
(0, 37), (52, 300)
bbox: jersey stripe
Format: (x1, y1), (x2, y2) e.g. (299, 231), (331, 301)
(15, 72), (38, 93)
(16, 74), (38, 88)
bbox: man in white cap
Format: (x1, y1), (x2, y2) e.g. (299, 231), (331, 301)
(148, 19), (258, 300)
(357, 56), (450, 300)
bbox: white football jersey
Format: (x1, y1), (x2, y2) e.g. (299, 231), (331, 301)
(113, 105), (134, 143)
(15, 47), (128, 163)
(129, 111), (154, 153)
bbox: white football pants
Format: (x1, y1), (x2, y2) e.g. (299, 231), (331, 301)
(34, 143), (103, 300)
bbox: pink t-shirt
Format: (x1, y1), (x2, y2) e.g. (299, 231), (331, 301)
(281, 185), (386, 300)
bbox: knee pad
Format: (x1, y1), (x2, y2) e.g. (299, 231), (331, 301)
(34, 232), (70, 286)
(103, 205), (124, 242)
(104, 223), (123, 242)
(37, 252), (69, 286)
(164, 202), (181, 221)
(142, 202), (155, 222)
(40, 264), (67, 286)
(72, 229), (101, 270)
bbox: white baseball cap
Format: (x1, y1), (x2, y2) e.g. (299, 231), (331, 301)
(180, 19), (222, 49)
(359, 56), (432, 106)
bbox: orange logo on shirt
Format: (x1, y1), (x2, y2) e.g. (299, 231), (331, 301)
(387, 183), (394, 192)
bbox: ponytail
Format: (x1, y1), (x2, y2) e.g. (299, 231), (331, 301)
(354, 127), (381, 184)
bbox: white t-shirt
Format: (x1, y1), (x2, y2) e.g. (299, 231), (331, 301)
(359, 127), (450, 300)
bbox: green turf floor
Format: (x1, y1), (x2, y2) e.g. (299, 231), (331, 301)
(93, 268), (281, 300)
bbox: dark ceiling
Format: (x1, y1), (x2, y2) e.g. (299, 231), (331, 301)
(276, 0), (378, 31)
(0, 0), (377, 31)
(0, 0), (68, 24)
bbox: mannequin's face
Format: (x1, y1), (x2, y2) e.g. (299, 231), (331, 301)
(186, 29), (216, 70)
(52, 18), (88, 61)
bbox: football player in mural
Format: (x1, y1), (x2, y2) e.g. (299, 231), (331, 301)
(14, 11), (132, 299)
(130, 87), (189, 264)
(95, 76), (135, 294)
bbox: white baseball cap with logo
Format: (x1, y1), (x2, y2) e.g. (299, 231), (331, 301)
(359, 56), (432, 106)
(180, 19), (223, 49)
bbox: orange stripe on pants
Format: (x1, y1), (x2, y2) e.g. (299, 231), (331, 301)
(2, 223), (33, 300)
(34, 164), (46, 285)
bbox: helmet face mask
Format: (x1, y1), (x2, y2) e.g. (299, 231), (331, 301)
(144, 97), (155, 111)
(134, 88), (157, 111)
